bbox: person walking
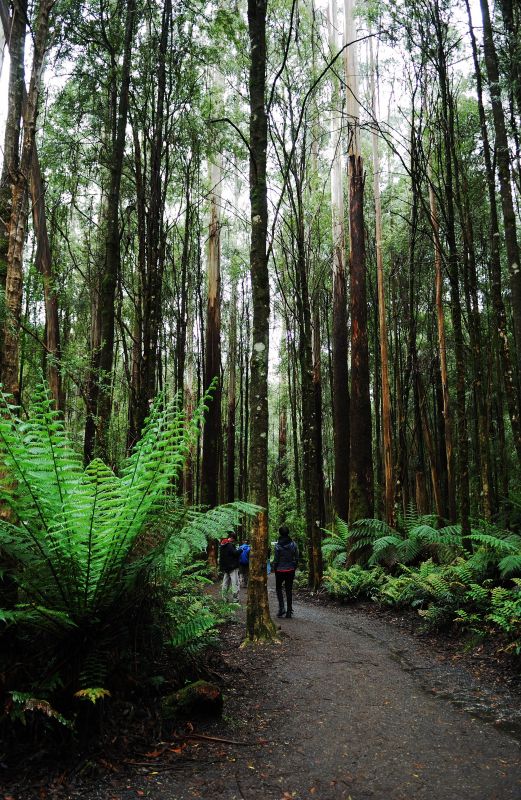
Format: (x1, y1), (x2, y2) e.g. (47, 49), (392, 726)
(273, 525), (299, 618)
(238, 540), (251, 588)
(219, 531), (240, 603)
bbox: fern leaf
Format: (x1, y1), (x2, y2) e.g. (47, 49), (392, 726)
(499, 555), (521, 579)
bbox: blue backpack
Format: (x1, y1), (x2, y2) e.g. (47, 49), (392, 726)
(239, 544), (251, 566)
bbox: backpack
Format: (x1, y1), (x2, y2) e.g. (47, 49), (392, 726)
(239, 544), (251, 566)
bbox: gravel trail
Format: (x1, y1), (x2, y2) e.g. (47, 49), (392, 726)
(94, 581), (521, 800)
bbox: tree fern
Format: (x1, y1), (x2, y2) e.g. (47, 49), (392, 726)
(321, 517), (351, 567)
(0, 381), (259, 717)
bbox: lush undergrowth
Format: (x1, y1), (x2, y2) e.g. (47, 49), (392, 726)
(0, 383), (257, 741)
(321, 515), (521, 658)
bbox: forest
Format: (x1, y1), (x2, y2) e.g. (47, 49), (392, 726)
(1, 0), (521, 782)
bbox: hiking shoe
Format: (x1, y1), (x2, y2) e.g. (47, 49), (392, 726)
(285, 611), (293, 618)
(276, 609), (285, 617)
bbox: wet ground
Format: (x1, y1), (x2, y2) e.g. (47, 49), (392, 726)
(4, 577), (521, 799)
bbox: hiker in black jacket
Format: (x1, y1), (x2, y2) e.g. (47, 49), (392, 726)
(219, 531), (240, 602)
(273, 526), (299, 618)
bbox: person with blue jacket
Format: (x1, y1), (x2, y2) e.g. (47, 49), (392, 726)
(237, 540), (251, 587)
(273, 525), (299, 618)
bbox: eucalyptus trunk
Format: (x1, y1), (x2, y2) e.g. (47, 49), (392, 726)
(0, 0), (26, 380)
(137, 0), (171, 437)
(226, 280), (238, 503)
(433, 4), (470, 536)
(245, 0), (276, 642)
(348, 154), (374, 525)
(202, 74), (224, 575)
(85, 0), (136, 463)
(3, 0), (52, 403)
(344, 0), (373, 528)
(370, 36), (394, 527)
(429, 181), (456, 521)
(328, 0), (350, 524)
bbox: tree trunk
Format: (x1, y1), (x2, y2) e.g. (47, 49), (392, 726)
(277, 402), (289, 491)
(429, 180), (456, 521)
(30, 149), (63, 411)
(312, 299), (325, 581)
(291, 180), (323, 589)
(328, 0), (350, 524)
(227, 279), (238, 503)
(465, 0), (521, 468)
(348, 154), (374, 526)
(344, 0), (373, 529)
(415, 367), (444, 517)
(287, 325), (302, 515)
(370, 36), (394, 527)
(245, 0), (276, 642)
(87, 0), (136, 463)
(432, 4), (471, 536)
(479, 0), (521, 382)
(176, 163), (193, 397)
(3, 0), (52, 402)
(137, 0), (171, 437)
(496, 0), (521, 137)
(202, 70), (224, 573)
(0, 0), (26, 380)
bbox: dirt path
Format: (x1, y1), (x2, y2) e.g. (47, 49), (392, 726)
(16, 580), (521, 800)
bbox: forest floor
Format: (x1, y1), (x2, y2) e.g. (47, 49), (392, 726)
(3, 576), (521, 800)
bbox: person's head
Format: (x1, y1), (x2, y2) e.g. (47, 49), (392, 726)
(229, 531), (237, 541)
(278, 525), (290, 540)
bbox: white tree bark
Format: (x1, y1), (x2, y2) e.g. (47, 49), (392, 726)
(328, 0), (346, 272)
(343, 0), (360, 156)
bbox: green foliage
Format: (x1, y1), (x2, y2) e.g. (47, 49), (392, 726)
(0, 383), (259, 729)
(321, 518), (351, 568)
(395, 502), (439, 535)
(8, 692), (73, 728)
(322, 514), (465, 570)
(321, 517), (395, 567)
(321, 514), (521, 653)
(0, 382), (207, 627)
(323, 565), (385, 601)
(487, 582), (521, 655)
(269, 485), (306, 559)
(349, 518), (395, 559)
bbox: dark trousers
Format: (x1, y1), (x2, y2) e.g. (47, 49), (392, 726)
(275, 570), (295, 612)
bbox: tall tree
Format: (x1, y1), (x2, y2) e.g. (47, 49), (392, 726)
(2, 0), (53, 402)
(431, 0), (470, 535)
(84, 0), (136, 464)
(0, 0), (26, 380)
(344, 0), (373, 525)
(328, 0), (350, 524)
(429, 178), (456, 521)
(369, 35), (394, 526)
(479, 0), (521, 383)
(245, 0), (276, 641)
(201, 67), (224, 517)
(465, 0), (521, 468)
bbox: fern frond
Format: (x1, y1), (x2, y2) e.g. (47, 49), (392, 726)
(469, 531), (519, 554)
(368, 535), (402, 565)
(350, 518), (395, 538)
(499, 555), (521, 579)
